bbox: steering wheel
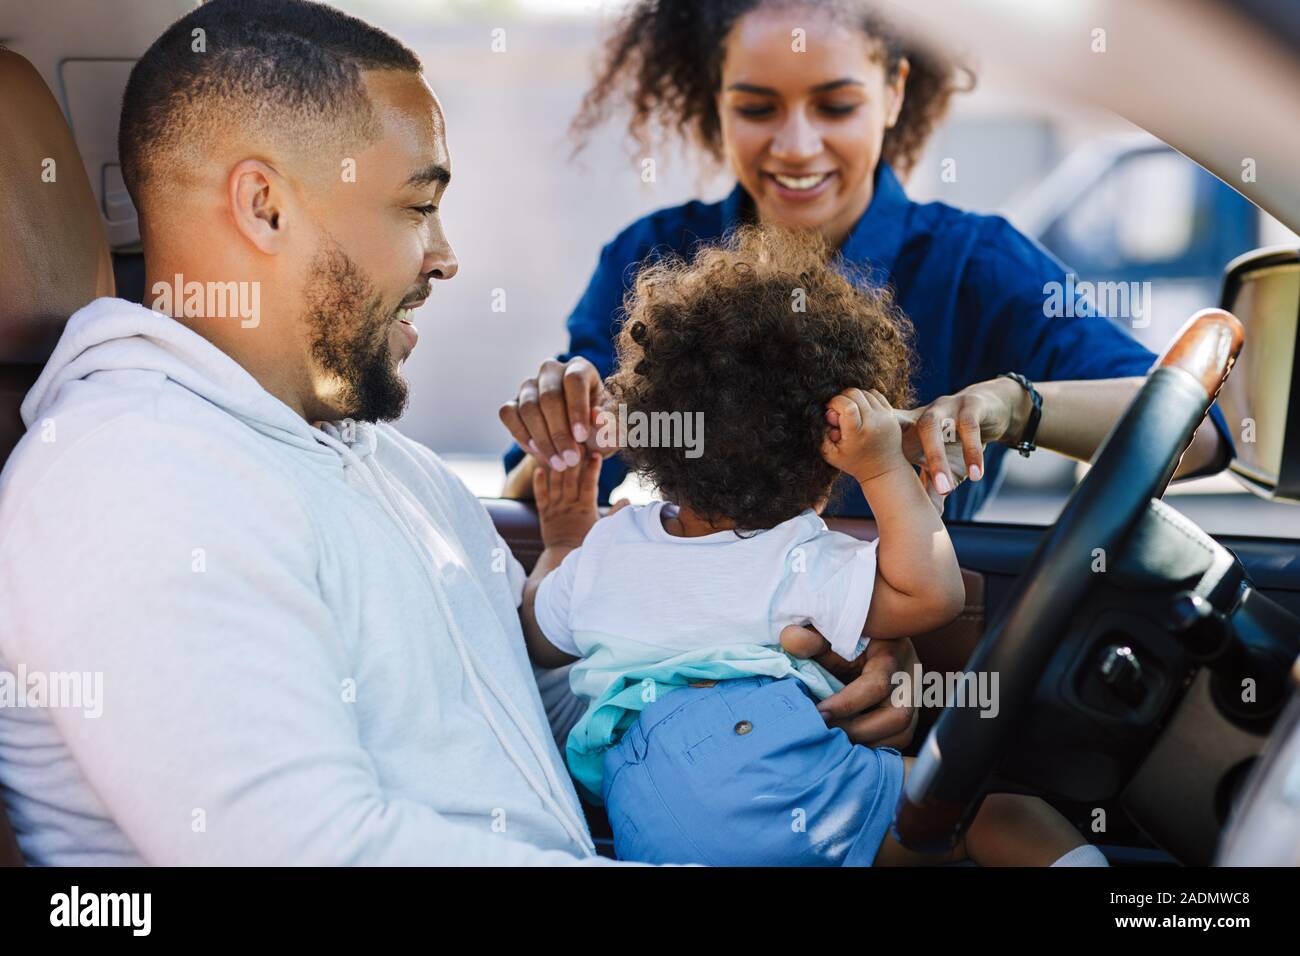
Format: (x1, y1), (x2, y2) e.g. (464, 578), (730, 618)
(894, 308), (1245, 852)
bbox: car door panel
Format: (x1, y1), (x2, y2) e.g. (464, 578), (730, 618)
(485, 498), (1300, 675)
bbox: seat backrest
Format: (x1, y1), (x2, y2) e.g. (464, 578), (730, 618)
(0, 47), (116, 866)
(0, 47), (115, 464)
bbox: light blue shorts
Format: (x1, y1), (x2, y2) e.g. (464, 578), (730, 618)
(601, 676), (906, 866)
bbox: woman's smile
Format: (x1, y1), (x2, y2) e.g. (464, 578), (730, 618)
(764, 169), (838, 203)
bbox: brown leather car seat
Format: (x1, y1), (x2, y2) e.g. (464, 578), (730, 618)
(0, 48), (116, 866)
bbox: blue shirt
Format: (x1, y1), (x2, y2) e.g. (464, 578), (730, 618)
(505, 163), (1231, 520)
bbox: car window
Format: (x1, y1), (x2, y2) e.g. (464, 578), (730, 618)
(1045, 149), (1200, 273)
(989, 149), (1300, 538)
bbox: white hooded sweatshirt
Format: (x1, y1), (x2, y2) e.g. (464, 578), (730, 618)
(0, 297), (602, 865)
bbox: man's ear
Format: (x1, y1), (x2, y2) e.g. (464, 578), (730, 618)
(228, 159), (289, 254)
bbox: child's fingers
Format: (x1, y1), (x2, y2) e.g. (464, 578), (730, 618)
(824, 393), (868, 465)
(862, 390), (885, 421)
(578, 452), (601, 502)
(827, 393), (863, 432)
(846, 388), (873, 424)
(824, 406), (842, 444)
(607, 497), (632, 516)
(532, 463), (549, 510)
(560, 452), (581, 499)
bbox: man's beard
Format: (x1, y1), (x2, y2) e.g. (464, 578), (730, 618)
(303, 243), (409, 423)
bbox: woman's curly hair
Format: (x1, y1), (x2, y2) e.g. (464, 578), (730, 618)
(572, 0), (974, 177)
(609, 225), (915, 532)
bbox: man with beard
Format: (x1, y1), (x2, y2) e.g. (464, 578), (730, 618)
(0, 0), (605, 865)
(0, 0), (916, 865)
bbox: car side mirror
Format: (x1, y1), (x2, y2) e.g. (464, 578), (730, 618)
(1217, 247), (1300, 501)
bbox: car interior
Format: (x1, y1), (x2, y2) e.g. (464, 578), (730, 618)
(2, 0), (1300, 868)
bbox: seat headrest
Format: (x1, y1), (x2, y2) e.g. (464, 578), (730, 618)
(0, 48), (114, 366)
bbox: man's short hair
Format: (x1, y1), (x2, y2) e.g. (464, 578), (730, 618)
(119, 0), (421, 214)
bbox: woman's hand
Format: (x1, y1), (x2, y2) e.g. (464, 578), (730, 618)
(783, 626), (920, 749)
(894, 377), (1029, 497)
(904, 377), (1231, 484)
(499, 357), (617, 474)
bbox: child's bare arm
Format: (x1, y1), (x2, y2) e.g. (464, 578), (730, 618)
(521, 559), (580, 669)
(821, 389), (965, 639)
(519, 454), (604, 669)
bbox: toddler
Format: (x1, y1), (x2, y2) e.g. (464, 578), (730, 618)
(518, 227), (1105, 867)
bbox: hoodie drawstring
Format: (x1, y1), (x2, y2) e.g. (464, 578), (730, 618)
(314, 429), (595, 857)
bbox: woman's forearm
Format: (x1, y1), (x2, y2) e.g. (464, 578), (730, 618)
(501, 455), (539, 499)
(1001, 377), (1230, 480)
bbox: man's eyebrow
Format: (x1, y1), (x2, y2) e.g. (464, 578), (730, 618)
(405, 162), (451, 188)
(725, 78), (865, 95)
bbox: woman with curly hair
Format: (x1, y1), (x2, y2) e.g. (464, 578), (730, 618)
(499, 0), (1232, 755)
(501, 0), (1231, 516)
(514, 227), (1106, 866)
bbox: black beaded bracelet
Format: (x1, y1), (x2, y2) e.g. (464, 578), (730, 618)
(998, 372), (1043, 457)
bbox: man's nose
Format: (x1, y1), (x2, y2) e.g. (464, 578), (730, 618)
(770, 108), (822, 161)
(425, 242), (458, 282)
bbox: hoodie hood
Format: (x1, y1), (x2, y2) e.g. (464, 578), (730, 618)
(23, 297), (338, 464)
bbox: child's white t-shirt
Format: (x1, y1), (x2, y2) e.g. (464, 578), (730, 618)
(535, 501), (878, 663)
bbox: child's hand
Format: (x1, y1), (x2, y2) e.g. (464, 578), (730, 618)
(534, 450), (603, 549)
(821, 388), (909, 484)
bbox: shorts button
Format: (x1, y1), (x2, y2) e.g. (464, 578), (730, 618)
(734, 720), (753, 735)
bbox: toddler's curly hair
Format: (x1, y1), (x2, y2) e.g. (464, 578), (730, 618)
(609, 226), (915, 531)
